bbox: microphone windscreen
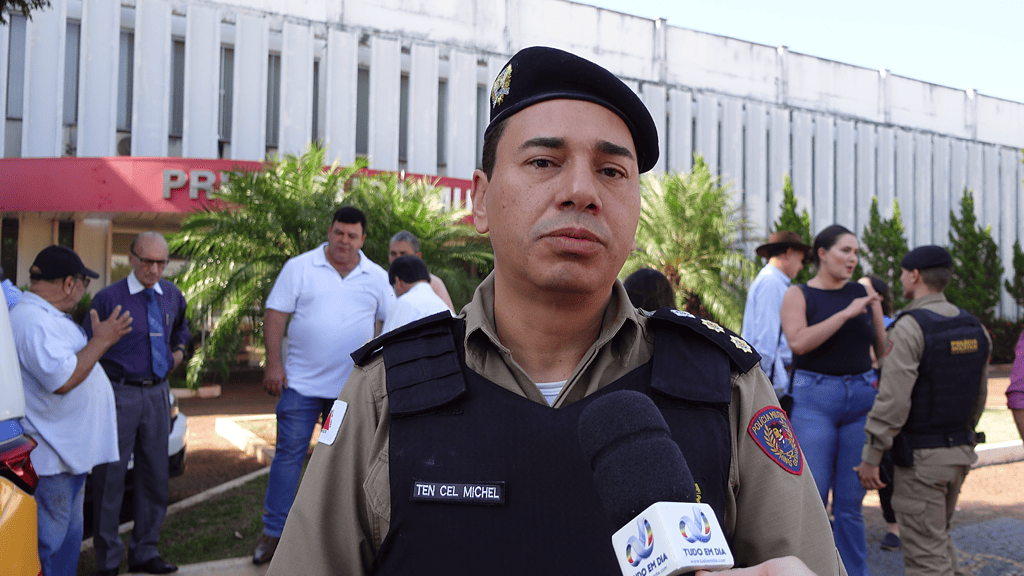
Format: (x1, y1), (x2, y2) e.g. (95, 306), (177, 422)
(577, 390), (696, 528)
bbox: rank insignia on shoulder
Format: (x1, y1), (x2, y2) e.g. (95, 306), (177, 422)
(730, 335), (752, 354)
(747, 407), (802, 475)
(701, 318), (725, 333)
(317, 400), (348, 446)
(670, 309), (695, 318)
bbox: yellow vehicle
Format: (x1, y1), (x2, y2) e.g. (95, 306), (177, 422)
(0, 289), (42, 576)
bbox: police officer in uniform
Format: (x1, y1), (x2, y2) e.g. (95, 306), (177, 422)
(855, 245), (989, 576)
(268, 46), (845, 576)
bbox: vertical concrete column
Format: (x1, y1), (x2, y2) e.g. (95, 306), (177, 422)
(695, 94), (718, 176)
(931, 136), (951, 247)
(774, 45), (788, 106)
(278, 22), (313, 156)
(77, 0), (121, 157)
(999, 150), (1019, 319)
(876, 127), (895, 218)
(744, 102), (768, 236)
(855, 123), (875, 240)
(231, 15), (269, 161)
(965, 142), (984, 211)
(982, 145), (1000, 232)
(182, 5), (221, 158)
(813, 114), (835, 230)
(445, 48), (478, 180)
(667, 88), (692, 174)
(131, 0), (172, 157)
(641, 84), (667, 174)
(407, 43), (439, 175)
(913, 133), (933, 246)
(790, 111), (813, 227)
(835, 120), (855, 233)
(368, 36), (400, 171)
(720, 97), (743, 196)
(21, 0), (67, 157)
(894, 129), (914, 243)
(324, 28), (356, 166)
(949, 140), (967, 219)
(767, 106), (790, 226)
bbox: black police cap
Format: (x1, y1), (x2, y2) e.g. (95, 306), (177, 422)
(484, 46), (660, 174)
(901, 245), (953, 271)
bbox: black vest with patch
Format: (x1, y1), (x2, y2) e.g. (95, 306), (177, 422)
(894, 307), (988, 450)
(352, 309), (760, 575)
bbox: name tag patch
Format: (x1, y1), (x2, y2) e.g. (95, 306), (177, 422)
(950, 338), (979, 354)
(412, 481), (505, 505)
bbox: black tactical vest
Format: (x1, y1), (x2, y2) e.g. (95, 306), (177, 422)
(894, 307), (988, 450)
(351, 309), (760, 575)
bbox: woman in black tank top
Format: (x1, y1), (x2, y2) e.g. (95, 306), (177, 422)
(779, 224), (886, 576)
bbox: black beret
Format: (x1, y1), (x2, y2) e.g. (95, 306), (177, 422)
(485, 46), (660, 173)
(901, 245), (953, 271)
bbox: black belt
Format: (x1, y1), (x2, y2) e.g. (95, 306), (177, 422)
(120, 377), (164, 387)
(906, 430), (975, 449)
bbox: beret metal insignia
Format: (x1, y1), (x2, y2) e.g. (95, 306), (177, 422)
(491, 64), (512, 108)
(730, 335), (752, 354)
(748, 407), (803, 475)
(701, 319), (725, 333)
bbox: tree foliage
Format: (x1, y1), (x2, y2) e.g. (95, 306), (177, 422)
(770, 174), (813, 284)
(1004, 239), (1024, 309)
(169, 145), (491, 387)
(0, 0), (51, 24)
(861, 196), (910, 311)
(946, 189), (1003, 326)
(623, 156), (757, 332)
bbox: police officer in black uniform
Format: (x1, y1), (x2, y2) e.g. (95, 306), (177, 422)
(855, 245), (989, 576)
(268, 46), (844, 576)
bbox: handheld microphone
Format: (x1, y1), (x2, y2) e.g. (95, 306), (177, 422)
(578, 390), (734, 575)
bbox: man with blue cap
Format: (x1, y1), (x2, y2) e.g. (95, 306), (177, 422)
(269, 46), (842, 576)
(855, 245), (990, 576)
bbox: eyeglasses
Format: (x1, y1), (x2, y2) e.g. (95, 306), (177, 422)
(75, 275), (91, 288)
(131, 249), (169, 268)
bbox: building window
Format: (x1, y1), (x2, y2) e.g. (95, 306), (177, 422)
(312, 58), (320, 144)
(169, 38), (185, 139)
(117, 31), (134, 134)
(5, 14), (27, 157)
(355, 67), (369, 157)
(57, 221), (75, 249)
(398, 74), (408, 165)
(437, 79), (447, 172)
(1, 219), (19, 285)
(266, 53), (281, 149)
(218, 45), (234, 157)
(64, 21), (81, 127)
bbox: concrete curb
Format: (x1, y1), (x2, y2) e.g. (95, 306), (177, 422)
(974, 439), (1024, 468)
(216, 416), (277, 464)
(170, 384), (223, 399)
(80, 466), (271, 554)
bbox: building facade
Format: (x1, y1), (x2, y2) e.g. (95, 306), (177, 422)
(2, 0), (1023, 315)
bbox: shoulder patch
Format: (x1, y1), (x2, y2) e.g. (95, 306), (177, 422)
(317, 400), (348, 446)
(747, 407), (803, 475)
(648, 308), (760, 373)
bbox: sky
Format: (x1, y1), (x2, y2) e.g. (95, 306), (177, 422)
(582, 0), (1024, 104)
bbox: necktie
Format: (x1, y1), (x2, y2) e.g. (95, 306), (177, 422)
(145, 288), (169, 379)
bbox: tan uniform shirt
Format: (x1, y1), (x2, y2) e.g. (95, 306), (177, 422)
(861, 293), (989, 468)
(268, 275), (846, 576)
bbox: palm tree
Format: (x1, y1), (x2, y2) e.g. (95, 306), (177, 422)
(169, 145), (492, 387)
(623, 156), (756, 332)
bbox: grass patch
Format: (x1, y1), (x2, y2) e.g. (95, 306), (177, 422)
(78, 473), (269, 575)
(978, 408), (1021, 445)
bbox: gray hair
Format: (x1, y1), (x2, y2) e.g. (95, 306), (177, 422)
(389, 230), (420, 252)
(130, 231), (168, 253)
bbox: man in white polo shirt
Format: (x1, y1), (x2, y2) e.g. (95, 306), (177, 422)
(382, 255), (453, 334)
(254, 206), (394, 564)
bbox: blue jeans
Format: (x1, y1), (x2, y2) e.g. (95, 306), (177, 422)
(37, 472), (87, 576)
(789, 368), (877, 576)
(262, 387), (333, 537)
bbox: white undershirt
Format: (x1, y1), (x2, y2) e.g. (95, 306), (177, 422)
(535, 380), (567, 406)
